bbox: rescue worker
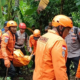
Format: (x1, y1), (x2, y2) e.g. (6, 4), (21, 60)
(29, 29), (41, 69)
(0, 29), (2, 36)
(0, 29), (2, 37)
(15, 22), (29, 55)
(33, 15), (73, 80)
(0, 20), (17, 80)
(4, 21), (8, 32)
(45, 22), (52, 32)
(65, 26), (80, 79)
(32, 25), (35, 31)
(14, 22), (29, 74)
(76, 60), (80, 79)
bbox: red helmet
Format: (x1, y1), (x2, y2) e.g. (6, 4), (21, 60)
(19, 23), (26, 29)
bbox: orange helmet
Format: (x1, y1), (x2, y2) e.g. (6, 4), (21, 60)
(7, 20), (17, 27)
(33, 29), (41, 37)
(52, 15), (73, 28)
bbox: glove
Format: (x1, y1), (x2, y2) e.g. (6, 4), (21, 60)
(4, 59), (11, 68)
(29, 47), (32, 53)
(30, 54), (34, 59)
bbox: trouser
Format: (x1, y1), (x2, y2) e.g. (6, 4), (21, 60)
(66, 57), (79, 79)
(32, 55), (35, 69)
(16, 67), (20, 74)
(0, 59), (16, 80)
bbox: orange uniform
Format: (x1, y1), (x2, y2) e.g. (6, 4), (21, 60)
(0, 31), (15, 61)
(0, 29), (2, 36)
(76, 60), (80, 78)
(29, 35), (37, 53)
(0, 29), (2, 48)
(33, 30), (68, 80)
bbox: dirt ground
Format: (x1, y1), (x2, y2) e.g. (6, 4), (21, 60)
(0, 67), (79, 80)
(0, 74), (79, 80)
(14, 75), (79, 80)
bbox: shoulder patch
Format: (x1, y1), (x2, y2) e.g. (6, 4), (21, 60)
(4, 39), (8, 43)
(62, 50), (65, 57)
(62, 45), (66, 50)
(71, 28), (73, 32)
(5, 36), (9, 39)
(4, 36), (9, 43)
(39, 36), (48, 43)
(78, 32), (80, 35)
(62, 45), (66, 57)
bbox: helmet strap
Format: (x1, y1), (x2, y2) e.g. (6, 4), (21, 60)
(9, 27), (15, 34)
(57, 26), (65, 36)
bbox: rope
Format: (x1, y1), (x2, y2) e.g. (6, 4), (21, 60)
(5, 67), (8, 80)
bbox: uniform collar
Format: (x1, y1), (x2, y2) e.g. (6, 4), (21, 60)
(19, 30), (25, 35)
(69, 27), (74, 33)
(48, 30), (59, 35)
(7, 30), (15, 38)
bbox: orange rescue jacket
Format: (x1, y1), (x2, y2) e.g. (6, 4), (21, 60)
(76, 59), (80, 78)
(33, 30), (68, 80)
(0, 31), (15, 61)
(29, 35), (37, 54)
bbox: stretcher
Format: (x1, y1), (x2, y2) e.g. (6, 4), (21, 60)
(13, 49), (32, 67)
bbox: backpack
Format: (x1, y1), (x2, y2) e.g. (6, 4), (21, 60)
(15, 32), (28, 42)
(74, 27), (80, 42)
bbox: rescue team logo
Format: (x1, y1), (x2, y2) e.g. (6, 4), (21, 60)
(71, 33), (76, 37)
(4, 36), (9, 43)
(78, 32), (80, 35)
(39, 36), (48, 43)
(71, 28), (73, 32)
(62, 51), (65, 57)
(62, 45), (66, 57)
(62, 45), (66, 50)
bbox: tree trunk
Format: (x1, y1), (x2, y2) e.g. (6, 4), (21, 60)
(60, 0), (64, 14)
(15, 0), (19, 7)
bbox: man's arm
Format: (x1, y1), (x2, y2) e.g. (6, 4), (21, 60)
(77, 28), (80, 42)
(51, 40), (68, 80)
(1, 33), (11, 68)
(28, 36), (33, 53)
(25, 34), (30, 51)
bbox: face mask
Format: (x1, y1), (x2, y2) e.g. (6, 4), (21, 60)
(33, 37), (40, 40)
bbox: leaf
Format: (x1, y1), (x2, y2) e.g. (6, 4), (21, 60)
(0, 0), (3, 29)
(25, 7), (37, 15)
(1, 0), (6, 6)
(76, 2), (80, 6)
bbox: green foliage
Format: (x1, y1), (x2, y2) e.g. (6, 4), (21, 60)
(1, 0), (6, 6)
(75, 0), (80, 9)
(25, 7), (37, 15)
(0, 0), (5, 29)
(71, 0), (80, 27)
(72, 12), (80, 27)
(0, 0), (80, 79)
(70, 62), (75, 76)
(63, 0), (78, 15)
